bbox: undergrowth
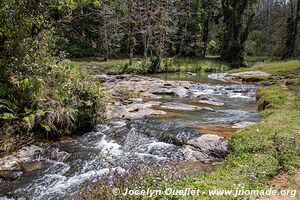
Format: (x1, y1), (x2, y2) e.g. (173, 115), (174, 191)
(0, 61), (109, 152)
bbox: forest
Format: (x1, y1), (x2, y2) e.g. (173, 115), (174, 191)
(0, 0), (300, 199)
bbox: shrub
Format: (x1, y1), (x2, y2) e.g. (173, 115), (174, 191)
(0, 61), (109, 139)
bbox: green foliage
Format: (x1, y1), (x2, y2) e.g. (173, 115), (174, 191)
(0, 0), (110, 144)
(0, 61), (109, 138)
(207, 40), (220, 56)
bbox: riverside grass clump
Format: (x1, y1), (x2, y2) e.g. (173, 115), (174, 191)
(0, 60), (109, 151)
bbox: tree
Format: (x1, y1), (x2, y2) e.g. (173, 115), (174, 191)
(90, 0), (124, 60)
(196, 0), (221, 57)
(219, 0), (257, 68)
(282, 0), (300, 59)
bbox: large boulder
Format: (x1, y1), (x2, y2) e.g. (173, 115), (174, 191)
(181, 134), (228, 161)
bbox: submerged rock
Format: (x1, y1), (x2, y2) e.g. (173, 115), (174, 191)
(196, 125), (239, 138)
(196, 94), (225, 106)
(161, 102), (214, 111)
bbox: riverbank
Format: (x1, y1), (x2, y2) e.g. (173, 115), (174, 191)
(77, 61), (300, 199)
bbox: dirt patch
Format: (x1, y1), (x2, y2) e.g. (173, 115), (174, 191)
(252, 169), (300, 200)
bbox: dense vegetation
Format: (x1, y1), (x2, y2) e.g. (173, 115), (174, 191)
(57, 0), (300, 67)
(0, 1), (109, 152)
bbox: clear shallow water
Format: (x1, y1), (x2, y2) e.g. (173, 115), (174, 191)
(0, 73), (260, 200)
(147, 74), (259, 127)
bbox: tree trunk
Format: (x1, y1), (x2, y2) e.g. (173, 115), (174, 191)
(143, 35), (148, 58)
(282, 0), (300, 59)
(129, 41), (133, 65)
(201, 17), (210, 58)
(179, 21), (188, 57)
(220, 0), (253, 68)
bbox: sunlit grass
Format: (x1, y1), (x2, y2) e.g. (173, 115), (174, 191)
(230, 60), (300, 74)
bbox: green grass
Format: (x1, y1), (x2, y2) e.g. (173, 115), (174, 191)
(244, 56), (281, 66)
(230, 60), (300, 74)
(71, 58), (129, 75)
(71, 57), (229, 75)
(169, 58), (229, 73)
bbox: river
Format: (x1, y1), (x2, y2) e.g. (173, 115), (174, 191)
(0, 72), (260, 200)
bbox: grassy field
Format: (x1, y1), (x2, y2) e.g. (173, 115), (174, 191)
(78, 61), (300, 199)
(230, 60), (300, 74)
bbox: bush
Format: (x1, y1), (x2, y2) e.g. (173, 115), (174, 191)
(0, 60), (109, 139)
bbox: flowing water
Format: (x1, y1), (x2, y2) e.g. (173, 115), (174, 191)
(0, 73), (260, 200)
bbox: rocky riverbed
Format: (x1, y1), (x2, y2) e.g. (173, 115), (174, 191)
(0, 73), (260, 200)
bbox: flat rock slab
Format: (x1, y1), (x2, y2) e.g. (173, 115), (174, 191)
(208, 71), (271, 82)
(161, 102), (214, 111)
(102, 74), (192, 99)
(196, 94), (225, 106)
(182, 134), (228, 161)
(198, 100), (224, 106)
(231, 70), (271, 78)
(0, 145), (42, 171)
(113, 101), (167, 119)
(232, 121), (257, 129)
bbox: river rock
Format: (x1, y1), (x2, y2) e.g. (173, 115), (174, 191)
(208, 71), (271, 83)
(231, 71), (271, 78)
(182, 134), (228, 161)
(0, 170), (23, 180)
(232, 121), (257, 129)
(198, 100), (224, 106)
(103, 75), (192, 99)
(113, 101), (166, 119)
(197, 94), (225, 106)
(190, 84), (257, 100)
(0, 145), (43, 171)
(95, 74), (110, 82)
(208, 73), (233, 82)
(21, 161), (44, 173)
(185, 72), (197, 76)
(161, 102), (214, 111)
